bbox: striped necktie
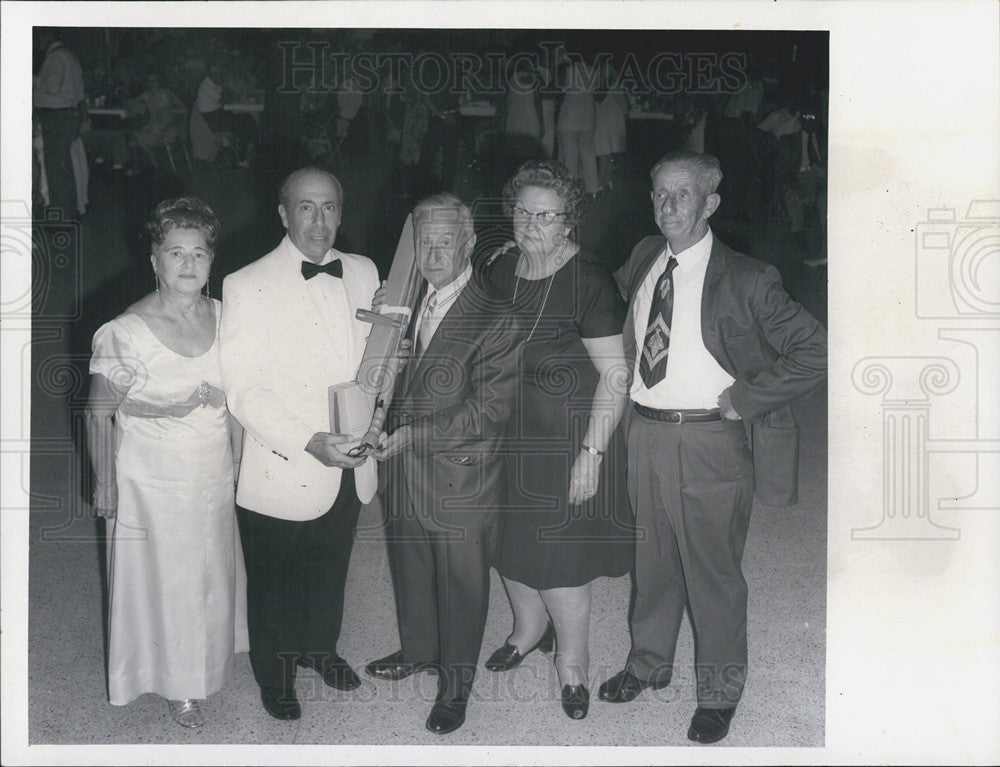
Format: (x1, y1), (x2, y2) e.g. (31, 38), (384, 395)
(415, 291), (438, 357)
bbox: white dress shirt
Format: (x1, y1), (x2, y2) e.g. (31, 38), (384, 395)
(290, 239), (358, 385)
(35, 42), (85, 109)
(413, 263), (472, 351)
(196, 76), (223, 114)
(630, 230), (735, 409)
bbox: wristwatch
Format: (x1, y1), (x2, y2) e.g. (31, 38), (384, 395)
(581, 445), (604, 457)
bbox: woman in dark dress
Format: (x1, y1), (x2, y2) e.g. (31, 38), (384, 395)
(480, 160), (633, 720)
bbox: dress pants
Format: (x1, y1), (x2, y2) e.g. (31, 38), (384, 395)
(625, 414), (754, 708)
(385, 504), (497, 701)
(236, 470), (361, 690)
(37, 107), (82, 217)
(557, 128), (599, 194)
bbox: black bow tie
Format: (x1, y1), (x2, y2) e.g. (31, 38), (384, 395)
(301, 259), (343, 280)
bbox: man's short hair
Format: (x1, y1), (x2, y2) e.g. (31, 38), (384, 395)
(278, 167), (344, 210)
(650, 151), (724, 196)
(413, 193), (474, 239)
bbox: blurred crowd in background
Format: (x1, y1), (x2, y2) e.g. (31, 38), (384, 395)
(32, 27), (828, 291)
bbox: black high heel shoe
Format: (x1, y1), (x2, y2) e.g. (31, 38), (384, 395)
(484, 622), (555, 671)
(561, 683), (589, 719)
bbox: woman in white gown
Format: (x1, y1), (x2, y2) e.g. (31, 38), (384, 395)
(86, 196), (248, 729)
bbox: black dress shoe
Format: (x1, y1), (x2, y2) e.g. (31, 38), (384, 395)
(365, 649), (436, 681)
(597, 669), (669, 703)
(687, 706), (737, 744)
(561, 683), (589, 719)
(484, 621), (555, 672)
(260, 686), (301, 720)
(425, 697), (468, 735)
(297, 655), (361, 691)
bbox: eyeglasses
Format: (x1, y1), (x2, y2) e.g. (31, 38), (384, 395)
(512, 205), (567, 225)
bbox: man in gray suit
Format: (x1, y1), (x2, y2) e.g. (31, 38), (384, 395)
(367, 194), (523, 735)
(598, 151), (826, 744)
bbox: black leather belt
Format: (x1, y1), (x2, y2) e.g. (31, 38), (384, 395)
(633, 403), (722, 423)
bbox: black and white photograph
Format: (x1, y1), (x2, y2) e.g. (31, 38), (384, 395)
(1, 2), (997, 765)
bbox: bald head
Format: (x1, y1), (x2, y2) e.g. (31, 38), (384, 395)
(279, 167), (343, 210)
(278, 168), (343, 262)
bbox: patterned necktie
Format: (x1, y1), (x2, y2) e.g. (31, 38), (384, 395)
(639, 256), (678, 388)
(301, 259), (343, 280)
(416, 291), (438, 357)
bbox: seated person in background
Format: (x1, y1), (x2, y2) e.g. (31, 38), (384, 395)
(195, 62), (252, 165)
(127, 73), (186, 172)
(196, 63), (228, 136)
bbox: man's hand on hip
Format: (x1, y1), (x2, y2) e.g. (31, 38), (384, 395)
(718, 387), (741, 420)
(305, 432), (366, 468)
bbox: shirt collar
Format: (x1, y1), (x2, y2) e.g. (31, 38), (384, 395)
(426, 263), (472, 306)
(666, 228), (713, 270)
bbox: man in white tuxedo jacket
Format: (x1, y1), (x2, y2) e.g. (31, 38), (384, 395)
(220, 167), (379, 720)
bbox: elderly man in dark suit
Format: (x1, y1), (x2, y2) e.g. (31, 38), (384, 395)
(368, 194), (523, 735)
(598, 151), (827, 744)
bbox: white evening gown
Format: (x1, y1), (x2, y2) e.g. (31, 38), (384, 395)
(90, 299), (249, 705)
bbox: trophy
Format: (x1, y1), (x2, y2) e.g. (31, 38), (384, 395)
(329, 214), (424, 456)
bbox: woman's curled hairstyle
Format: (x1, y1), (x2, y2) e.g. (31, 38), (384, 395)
(146, 196), (221, 249)
(502, 160), (586, 229)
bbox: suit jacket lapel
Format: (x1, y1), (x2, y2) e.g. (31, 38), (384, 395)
(630, 237), (669, 300)
(701, 237), (730, 372)
(402, 285), (470, 397)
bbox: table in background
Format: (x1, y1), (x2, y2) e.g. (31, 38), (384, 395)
(458, 102), (497, 118)
(223, 102), (264, 124)
(627, 111), (673, 121)
(89, 107), (129, 119)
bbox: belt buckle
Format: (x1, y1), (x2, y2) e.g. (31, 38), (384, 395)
(675, 411), (684, 424)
